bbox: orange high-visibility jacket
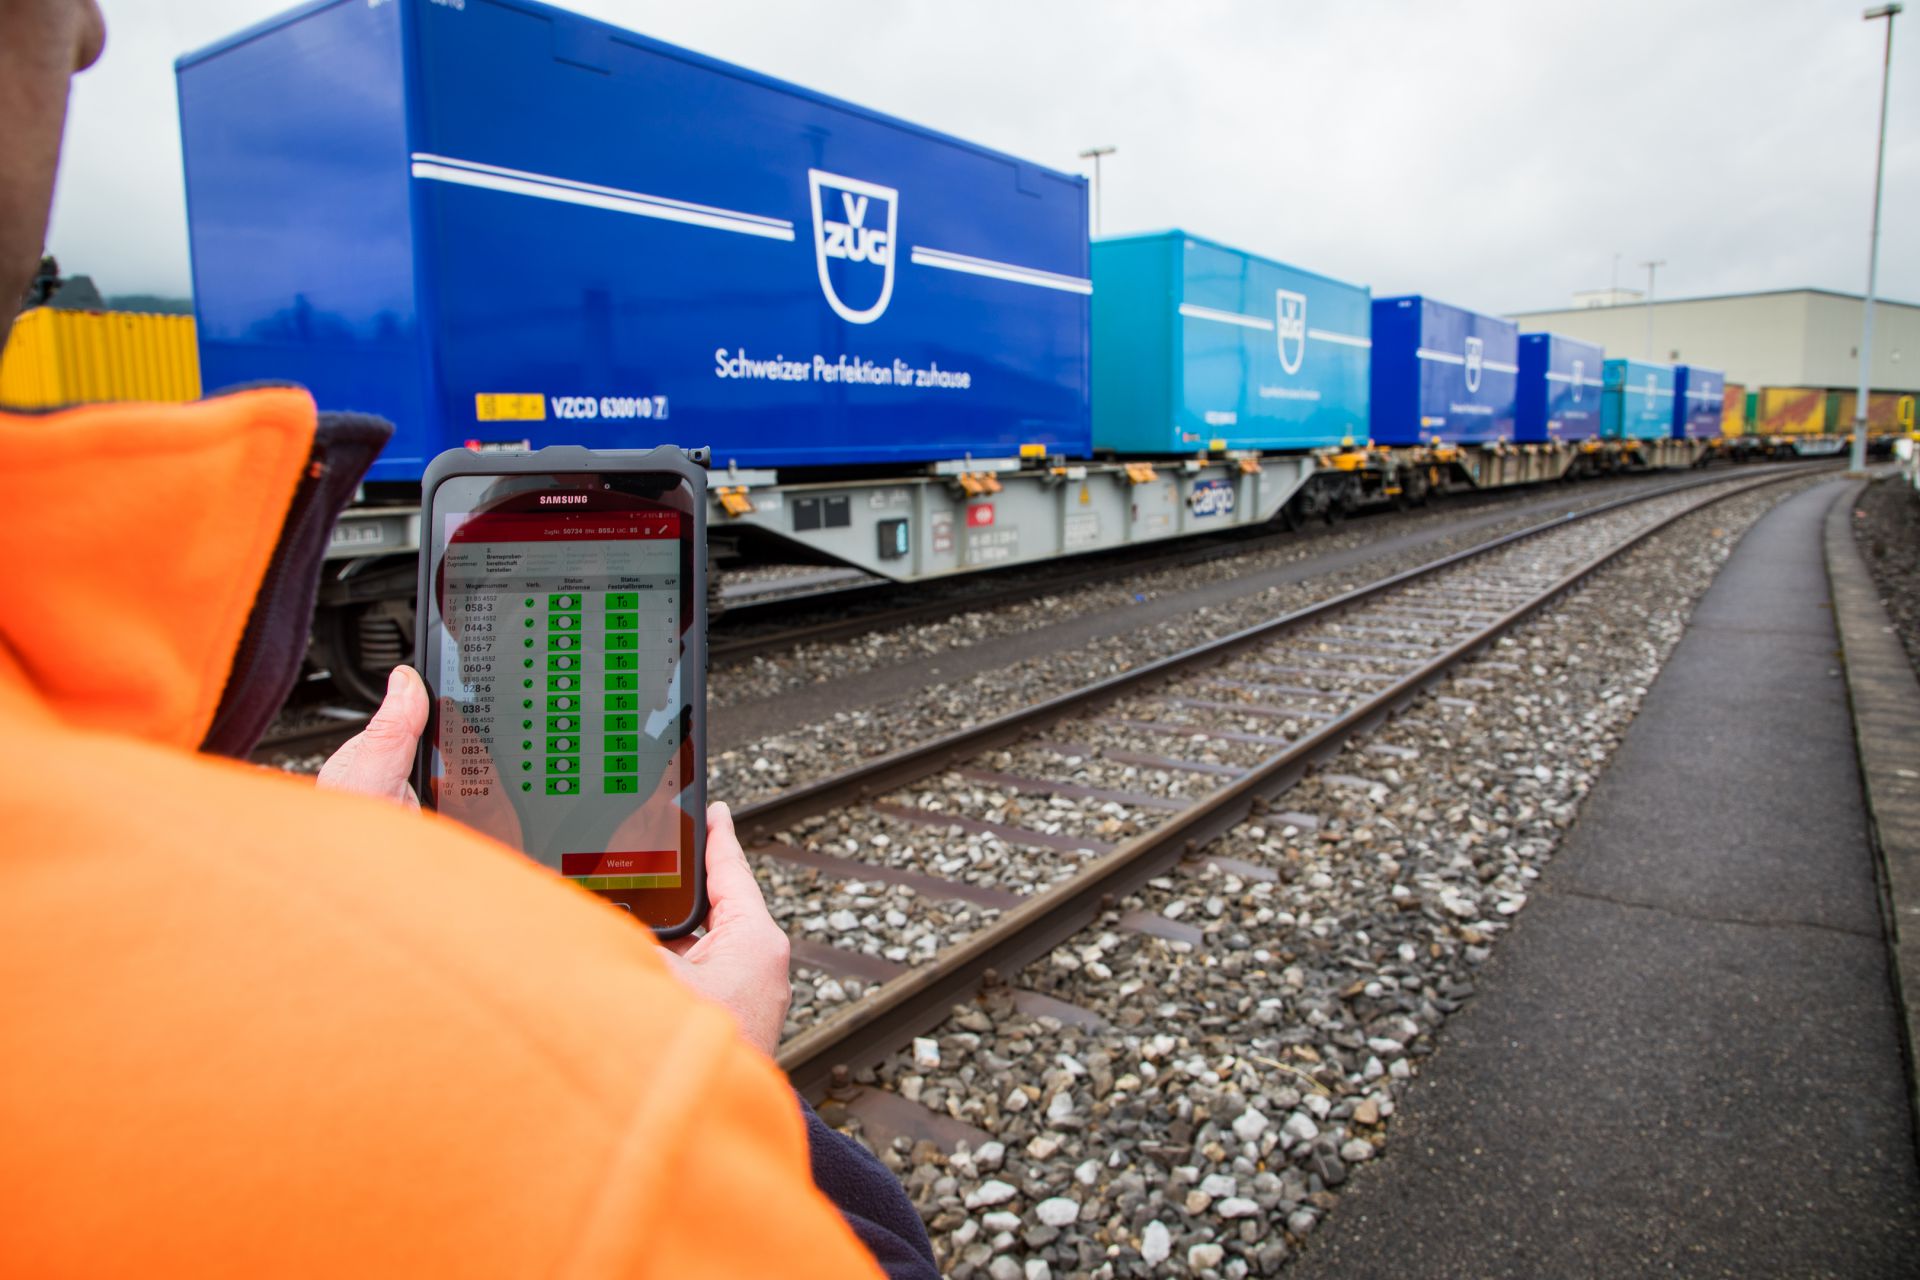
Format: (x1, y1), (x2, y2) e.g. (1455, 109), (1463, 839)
(0, 389), (885, 1277)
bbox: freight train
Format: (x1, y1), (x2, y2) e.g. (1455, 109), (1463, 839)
(0, 0), (1889, 701)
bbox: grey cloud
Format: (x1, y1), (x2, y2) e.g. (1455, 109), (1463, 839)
(50, 0), (1919, 312)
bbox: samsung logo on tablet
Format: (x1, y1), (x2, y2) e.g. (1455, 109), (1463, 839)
(539, 494), (589, 505)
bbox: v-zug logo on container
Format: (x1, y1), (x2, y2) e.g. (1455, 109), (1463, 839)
(1571, 359), (1585, 403)
(1275, 290), (1307, 376)
(809, 169), (898, 325)
(1464, 336), (1484, 393)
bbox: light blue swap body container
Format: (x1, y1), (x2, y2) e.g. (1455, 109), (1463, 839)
(1091, 230), (1370, 454)
(1601, 358), (1677, 440)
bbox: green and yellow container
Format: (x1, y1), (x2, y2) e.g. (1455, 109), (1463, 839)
(1753, 387), (1828, 435)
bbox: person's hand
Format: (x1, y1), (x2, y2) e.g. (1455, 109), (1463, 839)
(660, 802), (793, 1056)
(315, 665), (429, 809)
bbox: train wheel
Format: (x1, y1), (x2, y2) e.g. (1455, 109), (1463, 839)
(1323, 491), (1349, 525)
(314, 597), (415, 707)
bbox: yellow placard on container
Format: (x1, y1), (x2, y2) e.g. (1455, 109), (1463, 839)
(474, 392), (547, 421)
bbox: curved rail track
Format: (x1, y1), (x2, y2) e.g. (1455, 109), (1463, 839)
(741, 463), (1828, 1097)
(706, 469), (1720, 665)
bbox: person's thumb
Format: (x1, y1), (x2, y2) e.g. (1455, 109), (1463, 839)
(316, 666), (429, 808)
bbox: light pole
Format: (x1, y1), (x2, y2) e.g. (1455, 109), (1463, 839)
(1640, 259), (1665, 359)
(1853, 4), (1901, 474)
(1079, 145), (1116, 237)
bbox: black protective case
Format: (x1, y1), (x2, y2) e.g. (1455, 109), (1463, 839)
(413, 444), (710, 938)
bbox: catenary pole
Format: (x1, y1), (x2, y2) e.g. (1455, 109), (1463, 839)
(1079, 146), (1116, 237)
(1854, 5), (1901, 474)
(1640, 260), (1665, 359)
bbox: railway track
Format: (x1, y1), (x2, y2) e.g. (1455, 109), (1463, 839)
(740, 464), (1826, 1099)
(711, 523), (1308, 665)
(251, 706), (371, 760)
(708, 468), (1739, 666)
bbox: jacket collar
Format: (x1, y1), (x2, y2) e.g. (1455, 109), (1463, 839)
(0, 387), (389, 754)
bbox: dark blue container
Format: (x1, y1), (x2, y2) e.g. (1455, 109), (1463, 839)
(1368, 296), (1518, 446)
(1672, 365), (1726, 440)
(177, 0), (1092, 481)
(1515, 332), (1605, 444)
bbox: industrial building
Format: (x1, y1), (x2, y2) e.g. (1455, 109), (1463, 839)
(1508, 288), (1920, 396)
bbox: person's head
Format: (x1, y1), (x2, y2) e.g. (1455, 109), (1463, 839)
(1, 0), (106, 350)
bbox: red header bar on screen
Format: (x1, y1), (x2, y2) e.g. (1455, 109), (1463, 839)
(450, 510), (682, 544)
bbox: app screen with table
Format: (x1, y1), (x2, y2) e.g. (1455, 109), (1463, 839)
(433, 504), (688, 891)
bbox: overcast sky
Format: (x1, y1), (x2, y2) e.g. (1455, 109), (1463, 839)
(46, 0), (1919, 315)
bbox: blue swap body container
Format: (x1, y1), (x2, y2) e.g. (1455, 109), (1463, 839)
(1672, 364), (1725, 440)
(1601, 358), (1677, 441)
(1368, 296), (1518, 446)
(1515, 333), (1605, 444)
(176, 0), (1092, 483)
(1090, 231), (1370, 454)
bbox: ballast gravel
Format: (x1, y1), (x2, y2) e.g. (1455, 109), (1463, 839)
(1851, 475), (1920, 676)
(816, 475), (1825, 1279)
(712, 476), (1738, 804)
(711, 477), (1711, 710)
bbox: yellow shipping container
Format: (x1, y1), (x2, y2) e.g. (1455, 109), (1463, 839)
(1722, 382), (1747, 437)
(1754, 387), (1828, 435)
(1829, 390), (1918, 437)
(0, 307), (200, 408)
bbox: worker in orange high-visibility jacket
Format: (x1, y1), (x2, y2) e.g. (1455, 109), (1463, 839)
(0, 4), (935, 1276)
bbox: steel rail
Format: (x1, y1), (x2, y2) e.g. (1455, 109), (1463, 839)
(709, 470), (1707, 665)
(735, 462), (1825, 847)
(251, 711), (371, 757)
(710, 523), (1311, 664)
(773, 464), (1827, 1095)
